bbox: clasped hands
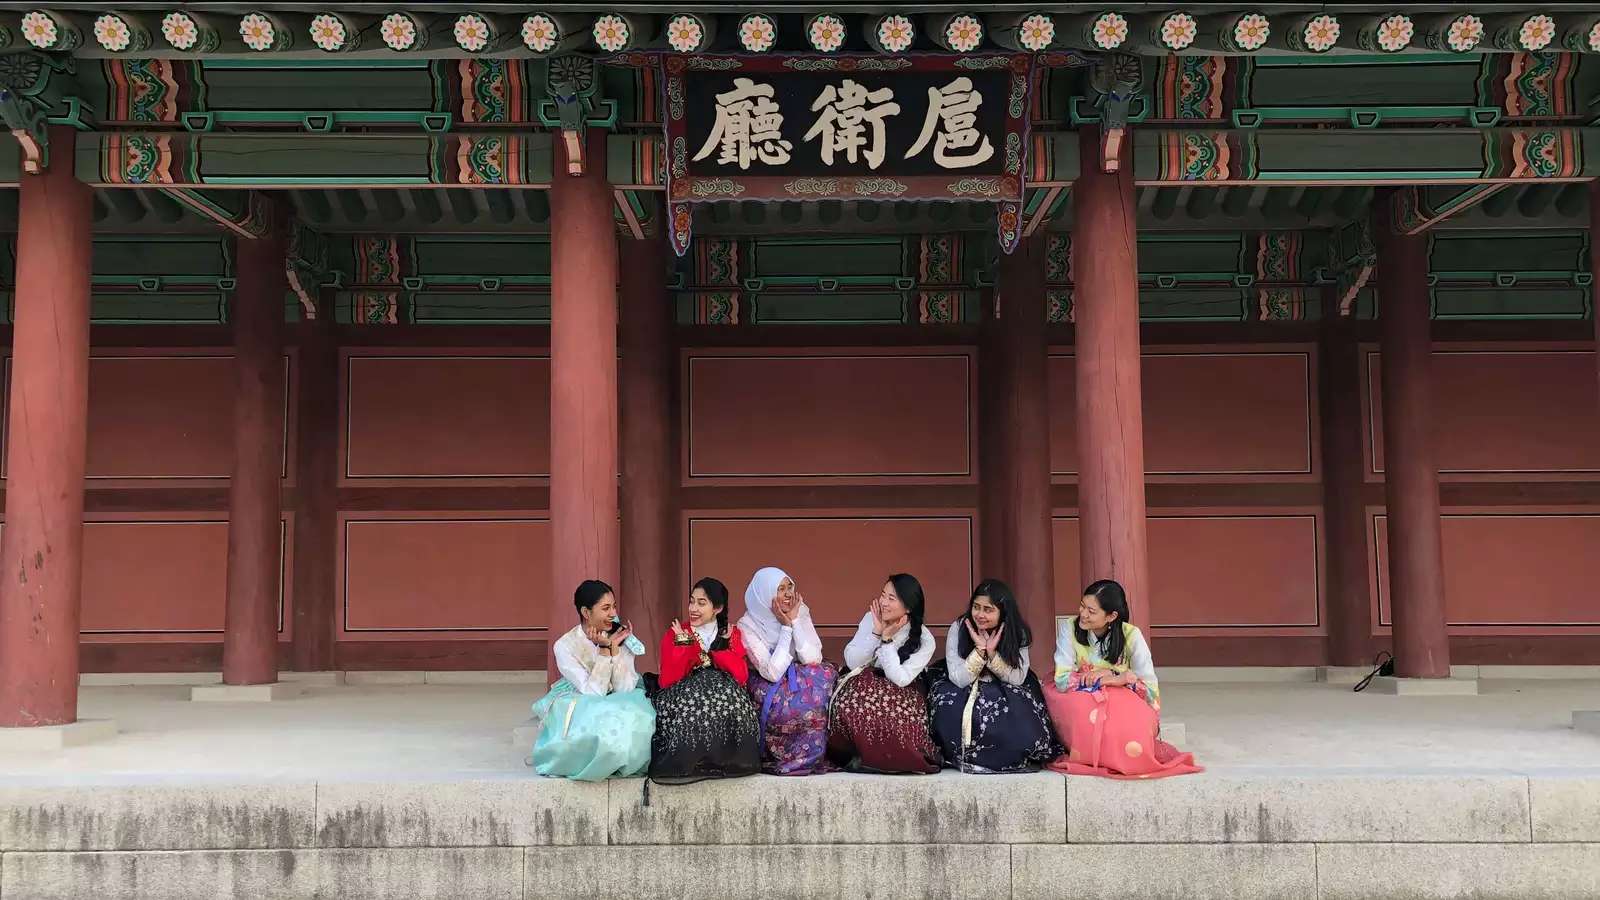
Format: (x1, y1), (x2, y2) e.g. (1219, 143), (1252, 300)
(962, 619), (1005, 659)
(585, 620), (633, 656)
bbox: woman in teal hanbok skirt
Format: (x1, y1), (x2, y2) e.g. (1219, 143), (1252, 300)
(529, 580), (656, 781)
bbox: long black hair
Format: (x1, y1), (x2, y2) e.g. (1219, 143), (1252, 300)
(886, 573), (926, 663)
(573, 579), (614, 618)
(693, 576), (731, 651)
(955, 578), (1031, 669)
(1075, 579), (1131, 665)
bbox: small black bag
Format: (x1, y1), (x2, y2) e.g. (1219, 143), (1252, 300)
(1352, 651), (1395, 692)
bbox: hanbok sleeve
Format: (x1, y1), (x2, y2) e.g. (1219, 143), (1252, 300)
(945, 623), (983, 689)
(1053, 619), (1074, 690)
(1125, 628), (1159, 704)
(713, 629), (751, 686)
(842, 613), (880, 670)
(987, 644), (1029, 686)
(556, 634), (611, 696)
(744, 626), (791, 683)
(658, 627), (697, 690)
(876, 626), (936, 687)
(791, 610), (824, 665)
(611, 644), (640, 693)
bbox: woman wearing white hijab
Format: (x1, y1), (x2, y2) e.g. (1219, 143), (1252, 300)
(739, 566), (837, 775)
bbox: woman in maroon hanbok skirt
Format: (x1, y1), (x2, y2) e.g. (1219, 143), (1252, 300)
(826, 573), (941, 774)
(739, 567), (837, 775)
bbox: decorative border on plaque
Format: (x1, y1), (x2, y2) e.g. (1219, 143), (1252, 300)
(662, 53), (1034, 257)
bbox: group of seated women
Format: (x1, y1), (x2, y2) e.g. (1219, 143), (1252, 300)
(527, 567), (1200, 782)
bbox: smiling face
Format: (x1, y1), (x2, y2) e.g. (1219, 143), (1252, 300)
(687, 586), (719, 627)
(1078, 592), (1117, 635)
(969, 594), (1002, 631)
(583, 592), (617, 631)
(878, 580), (907, 621)
(774, 576), (798, 614)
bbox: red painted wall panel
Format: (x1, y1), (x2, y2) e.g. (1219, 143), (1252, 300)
(1374, 513), (1600, 628)
(77, 517), (289, 642)
(341, 516), (549, 637)
(685, 353), (972, 479)
(1366, 350), (1600, 475)
(686, 515), (975, 628)
(343, 354), (551, 480)
(4, 354), (292, 481)
(1050, 351), (1315, 477)
(1053, 514), (1320, 630)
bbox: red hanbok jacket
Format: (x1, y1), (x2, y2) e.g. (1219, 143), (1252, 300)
(658, 623), (750, 689)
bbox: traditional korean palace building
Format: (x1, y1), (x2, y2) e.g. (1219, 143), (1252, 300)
(0, 2), (1597, 726)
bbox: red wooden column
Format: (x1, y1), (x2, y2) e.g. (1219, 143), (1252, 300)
(1591, 182), (1600, 414)
(619, 234), (676, 668)
(1319, 288), (1377, 666)
(548, 130), (621, 674)
(1373, 191), (1451, 679)
(976, 288), (1012, 581)
(990, 236), (1056, 677)
(0, 127), (93, 727)
(1071, 126), (1152, 627)
(290, 305), (339, 672)
(223, 220), (289, 685)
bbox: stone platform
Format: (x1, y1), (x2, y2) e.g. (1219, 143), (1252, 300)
(0, 678), (1596, 899)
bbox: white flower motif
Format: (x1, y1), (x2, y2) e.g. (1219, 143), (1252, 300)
(1302, 14), (1340, 52)
(161, 11), (198, 49)
(666, 15), (703, 52)
(945, 14), (983, 52)
(1232, 13), (1270, 51)
(1588, 20), (1600, 53)
(309, 14), (346, 51)
(1091, 12), (1128, 50)
(1519, 14), (1555, 51)
(381, 13), (417, 50)
(239, 13), (276, 51)
(876, 14), (914, 52)
(521, 14), (558, 53)
(454, 14), (491, 51)
(94, 13), (132, 51)
(1018, 13), (1054, 52)
(1375, 14), (1413, 52)
(739, 14), (776, 52)
(592, 14), (629, 52)
(20, 11), (58, 49)
(1160, 12), (1198, 50)
(809, 14), (844, 52)
(1447, 14), (1484, 52)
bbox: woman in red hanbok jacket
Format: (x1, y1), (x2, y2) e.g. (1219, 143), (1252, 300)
(649, 577), (761, 780)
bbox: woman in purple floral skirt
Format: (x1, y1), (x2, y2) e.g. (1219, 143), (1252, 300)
(738, 566), (837, 775)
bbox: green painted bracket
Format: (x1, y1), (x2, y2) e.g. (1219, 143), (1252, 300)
(535, 97), (618, 129)
(1231, 106), (1501, 129)
(1068, 96), (1148, 126)
(743, 274), (913, 292)
(194, 110), (457, 132)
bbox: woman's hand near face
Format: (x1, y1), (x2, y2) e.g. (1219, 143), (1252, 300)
(870, 596), (886, 635)
(611, 621), (633, 652)
(963, 618), (983, 655)
(773, 595), (794, 627)
(986, 623), (1005, 656)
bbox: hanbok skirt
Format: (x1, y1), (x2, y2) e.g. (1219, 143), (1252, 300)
(826, 667), (941, 774)
(1042, 682), (1201, 780)
(928, 666), (1061, 774)
(649, 666), (761, 780)
(746, 662), (837, 775)
(528, 680), (655, 781)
